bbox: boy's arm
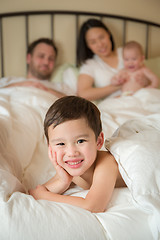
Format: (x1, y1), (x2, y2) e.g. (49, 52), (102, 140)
(143, 67), (159, 88)
(29, 151), (118, 213)
(85, 151), (118, 212)
(43, 148), (73, 194)
(43, 172), (72, 194)
(29, 170), (73, 196)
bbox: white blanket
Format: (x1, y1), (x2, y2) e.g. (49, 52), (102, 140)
(0, 86), (160, 240)
(98, 88), (160, 139)
(105, 114), (160, 239)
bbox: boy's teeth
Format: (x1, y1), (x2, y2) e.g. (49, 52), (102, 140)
(68, 161), (81, 165)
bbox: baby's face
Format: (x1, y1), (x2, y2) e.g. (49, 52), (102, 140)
(48, 118), (102, 177)
(123, 48), (144, 72)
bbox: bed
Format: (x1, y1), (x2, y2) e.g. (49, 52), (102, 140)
(0, 11), (160, 240)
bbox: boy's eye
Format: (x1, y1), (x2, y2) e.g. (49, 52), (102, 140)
(77, 139), (86, 144)
(56, 142), (65, 146)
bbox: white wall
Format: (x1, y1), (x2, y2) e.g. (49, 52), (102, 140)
(1, 0), (160, 24)
(0, 0), (160, 77)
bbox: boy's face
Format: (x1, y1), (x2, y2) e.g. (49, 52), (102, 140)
(48, 118), (104, 177)
(123, 48), (144, 72)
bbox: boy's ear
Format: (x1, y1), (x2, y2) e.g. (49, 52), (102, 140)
(97, 132), (104, 150)
(48, 145), (53, 161)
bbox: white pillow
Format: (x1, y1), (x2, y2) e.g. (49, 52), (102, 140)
(50, 63), (79, 95)
(62, 66), (79, 94)
(50, 63), (71, 83)
(105, 114), (160, 238)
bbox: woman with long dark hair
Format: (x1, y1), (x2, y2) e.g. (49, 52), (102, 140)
(77, 18), (124, 101)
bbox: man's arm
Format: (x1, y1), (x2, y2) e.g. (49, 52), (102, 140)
(3, 80), (65, 97)
(46, 87), (66, 98)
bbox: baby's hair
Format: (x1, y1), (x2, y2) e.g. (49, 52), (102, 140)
(123, 41), (144, 55)
(44, 96), (102, 143)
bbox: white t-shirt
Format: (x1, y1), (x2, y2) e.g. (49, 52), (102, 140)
(79, 48), (124, 88)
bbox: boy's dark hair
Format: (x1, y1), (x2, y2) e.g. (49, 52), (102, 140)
(77, 18), (115, 66)
(27, 38), (58, 56)
(44, 96), (102, 143)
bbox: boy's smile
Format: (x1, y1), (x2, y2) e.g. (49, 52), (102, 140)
(48, 118), (103, 177)
(64, 159), (84, 168)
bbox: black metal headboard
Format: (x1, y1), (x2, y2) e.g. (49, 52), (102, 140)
(0, 10), (160, 77)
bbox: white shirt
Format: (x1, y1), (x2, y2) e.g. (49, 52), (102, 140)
(79, 48), (124, 88)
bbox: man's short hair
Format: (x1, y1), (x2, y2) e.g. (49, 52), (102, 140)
(27, 38), (58, 56)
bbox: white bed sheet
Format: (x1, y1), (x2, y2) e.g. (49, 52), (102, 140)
(0, 85), (160, 240)
(98, 88), (160, 140)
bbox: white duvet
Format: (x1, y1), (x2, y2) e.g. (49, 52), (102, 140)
(0, 85), (160, 240)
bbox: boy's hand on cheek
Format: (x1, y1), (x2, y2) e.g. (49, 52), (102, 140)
(53, 151), (73, 188)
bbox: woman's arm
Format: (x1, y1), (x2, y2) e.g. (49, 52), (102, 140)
(77, 74), (121, 101)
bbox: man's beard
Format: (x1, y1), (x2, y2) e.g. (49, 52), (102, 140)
(29, 64), (52, 80)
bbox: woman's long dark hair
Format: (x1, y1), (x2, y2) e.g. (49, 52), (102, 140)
(77, 18), (115, 66)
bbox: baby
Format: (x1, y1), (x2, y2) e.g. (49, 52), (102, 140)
(111, 41), (159, 96)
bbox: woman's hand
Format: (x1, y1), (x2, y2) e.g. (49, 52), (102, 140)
(111, 71), (128, 86)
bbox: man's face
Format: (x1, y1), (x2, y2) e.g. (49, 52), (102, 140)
(27, 43), (56, 80)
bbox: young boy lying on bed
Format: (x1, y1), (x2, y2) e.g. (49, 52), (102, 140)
(29, 96), (126, 213)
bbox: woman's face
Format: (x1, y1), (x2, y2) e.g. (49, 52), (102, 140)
(85, 27), (113, 58)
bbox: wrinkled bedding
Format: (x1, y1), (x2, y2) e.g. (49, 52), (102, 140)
(0, 85), (160, 240)
(98, 88), (160, 139)
(105, 114), (160, 239)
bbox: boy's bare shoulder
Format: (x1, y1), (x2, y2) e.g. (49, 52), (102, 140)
(96, 151), (126, 188)
(96, 150), (117, 165)
(95, 150), (118, 174)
